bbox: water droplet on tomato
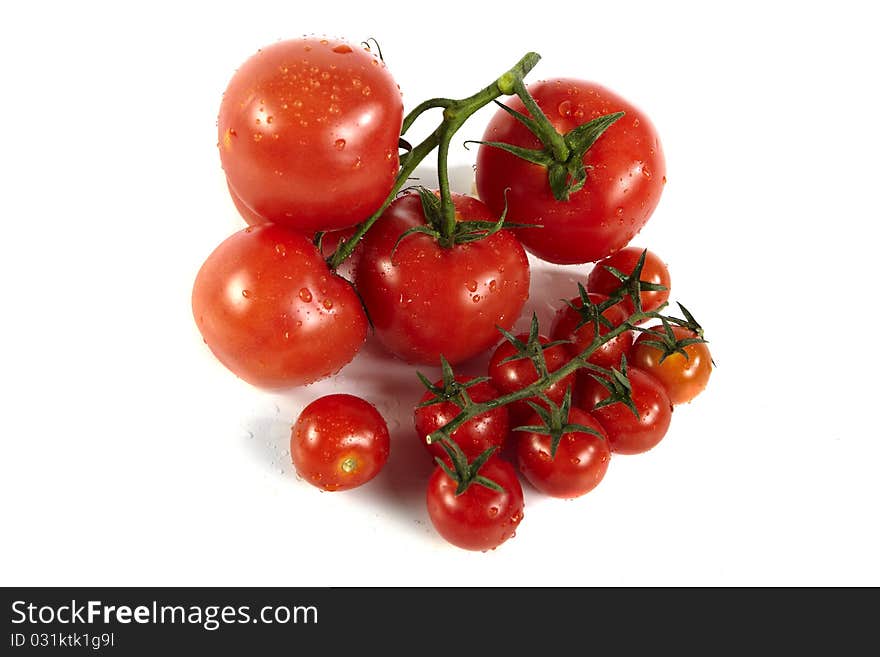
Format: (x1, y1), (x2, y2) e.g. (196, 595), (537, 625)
(362, 86), (371, 96)
(293, 99), (303, 108)
(335, 139), (346, 150)
(328, 103), (340, 114)
(488, 506), (499, 518)
(275, 243), (287, 256)
(662, 176), (667, 185)
(384, 149), (393, 160)
(323, 298), (334, 310)
(616, 207), (624, 216)
(319, 39), (329, 45)
(321, 71), (330, 80)
(371, 59), (379, 66)
(489, 279), (497, 291)
(299, 288), (313, 302)
(266, 116), (274, 124)
(353, 157), (362, 169)
(465, 280), (478, 292)
(304, 44), (312, 52)
(472, 295), (481, 303)
(642, 167), (652, 178)
(557, 100), (573, 117)
(283, 331), (290, 340)
(571, 457), (581, 465)
(332, 44), (352, 54)
(241, 289), (252, 299)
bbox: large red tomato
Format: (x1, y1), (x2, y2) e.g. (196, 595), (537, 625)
(192, 224), (367, 389)
(218, 37), (403, 232)
(354, 192), (530, 365)
(475, 79), (665, 264)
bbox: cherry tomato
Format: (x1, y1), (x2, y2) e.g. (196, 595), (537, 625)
(290, 394), (390, 491)
(414, 376), (509, 463)
(218, 37), (403, 232)
(515, 407), (610, 499)
(577, 367), (672, 455)
(630, 325), (712, 405)
(475, 79), (665, 264)
(550, 292), (631, 371)
(487, 333), (575, 425)
(587, 246), (671, 315)
(426, 456), (524, 551)
(354, 192), (530, 365)
(191, 224), (367, 389)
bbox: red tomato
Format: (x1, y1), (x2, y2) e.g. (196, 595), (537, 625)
(227, 177), (266, 226)
(414, 376), (509, 463)
(475, 79), (665, 264)
(426, 456), (524, 551)
(218, 37), (403, 232)
(354, 192), (530, 365)
(577, 367), (672, 455)
(515, 407), (611, 499)
(487, 333), (575, 424)
(191, 224), (367, 389)
(630, 325), (712, 405)
(290, 394), (390, 491)
(549, 291), (631, 371)
(587, 246), (671, 315)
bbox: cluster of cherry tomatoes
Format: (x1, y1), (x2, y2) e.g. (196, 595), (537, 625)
(192, 35), (712, 551)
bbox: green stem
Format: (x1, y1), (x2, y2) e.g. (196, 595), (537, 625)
(512, 78), (569, 162)
(326, 52), (542, 268)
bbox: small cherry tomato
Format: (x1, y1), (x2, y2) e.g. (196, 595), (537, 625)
(290, 394), (390, 491)
(587, 247), (671, 315)
(426, 456), (524, 551)
(515, 407), (611, 499)
(487, 331), (575, 425)
(630, 325), (712, 405)
(218, 37), (403, 232)
(550, 291), (632, 371)
(414, 376), (509, 462)
(191, 224), (367, 389)
(577, 367), (672, 455)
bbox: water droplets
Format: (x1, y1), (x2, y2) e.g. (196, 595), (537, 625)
(332, 44), (353, 54)
(472, 294), (481, 303)
(353, 157), (362, 169)
(488, 506), (499, 518)
(298, 288), (313, 303)
(557, 100), (573, 117)
(465, 280), (478, 292)
(334, 139), (346, 150)
(241, 289), (253, 299)
(274, 243), (287, 256)
(328, 103), (340, 115)
(361, 86), (371, 96)
(322, 298), (334, 310)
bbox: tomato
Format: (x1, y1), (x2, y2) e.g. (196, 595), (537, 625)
(290, 394), (390, 491)
(515, 407), (610, 499)
(191, 224), (367, 389)
(354, 192), (530, 365)
(426, 456), (524, 551)
(587, 246), (670, 315)
(550, 291), (631, 371)
(630, 325), (712, 405)
(218, 37), (403, 232)
(414, 376), (509, 463)
(487, 332), (575, 425)
(475, 79), (665, 264)
(577, 367), (672, 455)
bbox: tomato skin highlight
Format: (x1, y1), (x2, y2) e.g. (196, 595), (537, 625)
(487, 333), (575, 425)
(476, 79), (665, 264)
(630, 325), (712, 405)
(414, 377), (509, 463)
(290, 394), (390, 491)
(515, 408), (611, 499)
(587, 246), (671, 315)
(191, 224), (367, 389)
(426, 456), (524, 551)
(577, 367), (672, 455)
(355, 192), (530, 365)
(550, 292), (632, 371)
(218, 37), (403, 232)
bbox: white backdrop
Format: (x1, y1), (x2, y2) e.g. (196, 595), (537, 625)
(1, 1), (877, 586)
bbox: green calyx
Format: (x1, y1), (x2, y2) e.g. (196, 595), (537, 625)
(416, 355), (490, 410)
(434, 442), (504, 496)
(513, 387), (604, 459)
(467, 79), (625, 202)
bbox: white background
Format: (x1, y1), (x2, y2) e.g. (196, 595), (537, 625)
(1, 1), (878, 587)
